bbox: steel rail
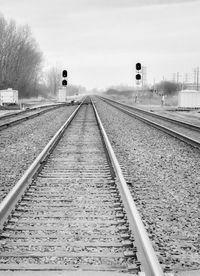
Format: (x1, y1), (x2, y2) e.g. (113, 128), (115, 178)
(98, 97), (200, 150)
(92, 99), (166, 276)
(99, 96), (200, 132)
(0, 102), (82, 229)
(1, 97), (168, 276)
(0, 104), (68, 131)
(0, 103), (65, 121)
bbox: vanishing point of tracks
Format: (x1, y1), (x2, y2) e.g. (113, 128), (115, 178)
(0, 98), (165, 275)
(98, 96), (200, 150)
(0, 104), (65, 131)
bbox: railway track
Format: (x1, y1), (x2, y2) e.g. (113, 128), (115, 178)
(0, 103), (66, 131)
(98, 96), (200, 149)
(0, 98), (166, 275)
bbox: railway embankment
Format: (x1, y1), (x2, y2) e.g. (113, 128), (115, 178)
(95, 98), (200, 273)
(0, 105), (77, 202)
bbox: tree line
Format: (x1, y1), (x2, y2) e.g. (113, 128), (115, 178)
(0, 14), (86, 99)
(154, 81), (181, 96)
(0, 15), (43, 98)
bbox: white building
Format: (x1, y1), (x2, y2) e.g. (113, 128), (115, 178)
(178, 90), (200, 108)
(0, 88), (18, 106)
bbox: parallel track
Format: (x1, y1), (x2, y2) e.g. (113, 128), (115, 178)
(98, 96), (200, 149)
(0, 98), (165, 276)
(0, 103), (66, 131)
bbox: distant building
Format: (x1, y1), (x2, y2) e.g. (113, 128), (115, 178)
(184, 83), (200, 91)
(178, 90), (200, 108)
(0, 88), (18, 106)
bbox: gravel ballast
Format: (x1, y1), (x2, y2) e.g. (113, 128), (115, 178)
(95, 99), (200, 273)
(0, 105), (77, 202)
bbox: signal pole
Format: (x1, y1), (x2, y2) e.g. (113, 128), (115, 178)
(58, 70), (68, 102)
(135, 63), (142, 104)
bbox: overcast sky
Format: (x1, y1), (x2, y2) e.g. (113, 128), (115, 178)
(1, 0), (200, 89)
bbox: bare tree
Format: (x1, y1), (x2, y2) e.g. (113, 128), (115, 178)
(155, 81), (180, 96)
(45, 66), (61, 96)
(0, 15), (43, 98)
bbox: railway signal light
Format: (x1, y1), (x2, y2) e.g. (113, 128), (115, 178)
(62, 79), (67, 86)
(136, 74), (141, 80)
(62, 70), (68, 86)
(62, 70), (67, 78)
(135, 62), (142, 84)
(136, 63), (141, 71)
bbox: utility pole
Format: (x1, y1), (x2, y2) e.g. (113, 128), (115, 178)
(194, 68), (196, 89)
(176, 72), (179, 83)
(153, 78), (156, 91)
(141, 66), (147, 92)
(185, 73), (188, 83)
(182, 73), (188, 90)
(196, 67), (199, 91)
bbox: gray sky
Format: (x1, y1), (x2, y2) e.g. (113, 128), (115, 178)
(1, 0), (200, 89)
